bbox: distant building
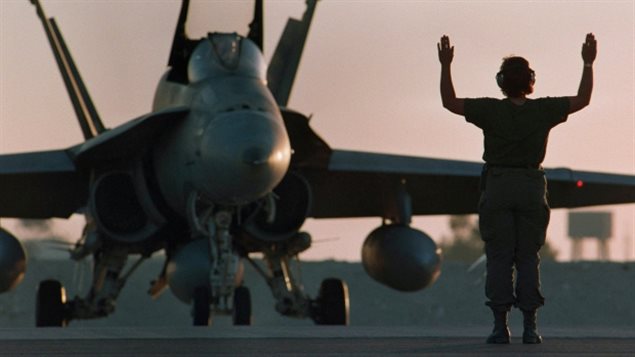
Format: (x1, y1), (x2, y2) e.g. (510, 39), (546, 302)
(568, 211), (613, 261)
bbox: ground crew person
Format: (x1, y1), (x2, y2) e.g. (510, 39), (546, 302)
(437, 33), (597, 344)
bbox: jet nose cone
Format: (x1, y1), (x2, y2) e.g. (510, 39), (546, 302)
(196, 111), (291, 205)
(243, 147), (269, 166)
(243, 146), (289, 167)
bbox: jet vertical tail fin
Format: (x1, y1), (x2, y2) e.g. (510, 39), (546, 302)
(167, 0), (197, 84)
(247, 0), (264, 51)
(267, 0), (318, 107)
(30, 0), (106, 140)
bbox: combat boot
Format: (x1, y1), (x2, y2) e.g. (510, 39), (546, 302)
(522, 309), (543, 344)
(486, 309), (511, 344)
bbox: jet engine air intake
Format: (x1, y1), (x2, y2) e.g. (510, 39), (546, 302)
(244, 171), (311, 242)
(90, 171), (161, 243)
(362, 224), (441, 292)
(93, 172), (146, 234)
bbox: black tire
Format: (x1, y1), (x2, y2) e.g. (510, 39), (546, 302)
(314, 278), (350, 325)
(192, 286), (211, 326)
(36, 280), (67, 327)
(233, 286), (252, 325)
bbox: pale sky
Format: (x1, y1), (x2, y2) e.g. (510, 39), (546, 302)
(1, 0), (634, 261)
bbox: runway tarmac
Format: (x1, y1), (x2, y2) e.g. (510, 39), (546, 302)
(1, 326), (634, 356)
(2, 260), (634, 355)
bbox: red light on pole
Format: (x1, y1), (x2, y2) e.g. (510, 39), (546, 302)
(576, 180), (584, 188)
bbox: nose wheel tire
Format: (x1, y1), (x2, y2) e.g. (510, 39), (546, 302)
(312, 278), (350, 325)
(36, 280), (67, 327)
(233, 286), (252, 325)
(192, 286), (211, 326)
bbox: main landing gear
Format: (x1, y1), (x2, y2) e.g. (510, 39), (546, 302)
(245, 245), (350, 326)
(312, 278), (349, 325)
(35, 237), (148, 327)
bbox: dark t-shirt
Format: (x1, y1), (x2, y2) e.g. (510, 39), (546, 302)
(464, 97), (569, 166)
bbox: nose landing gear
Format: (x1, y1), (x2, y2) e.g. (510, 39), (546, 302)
(36, 279), (68, 327)
(232, 286), (252, 325)
(191, 285), (252, 326)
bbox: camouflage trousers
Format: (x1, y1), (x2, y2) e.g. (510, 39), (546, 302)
(478, 166), (549, 312)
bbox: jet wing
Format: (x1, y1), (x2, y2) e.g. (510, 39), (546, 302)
(0, 150), (84, 218)
(0, 107), (188, 219)
(300, 150), (635, 219)
(72, 107), (188, 164)
(545, 168), (635, 208)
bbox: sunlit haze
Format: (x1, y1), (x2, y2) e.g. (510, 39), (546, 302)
(1, 0), (633, 261)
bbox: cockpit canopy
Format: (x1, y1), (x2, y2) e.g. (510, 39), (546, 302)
(188, 33), (266, 83)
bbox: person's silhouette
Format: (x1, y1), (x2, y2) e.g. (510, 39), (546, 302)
(437, 33), (597, 344)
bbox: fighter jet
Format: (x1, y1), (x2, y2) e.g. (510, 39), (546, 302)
(1, 0), (634, 327)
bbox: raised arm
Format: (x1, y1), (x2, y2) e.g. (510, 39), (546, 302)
(438, 35), (465, 115)
(568, 33), (597, 114)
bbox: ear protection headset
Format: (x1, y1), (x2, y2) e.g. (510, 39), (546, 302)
(496, 67), (536, 88)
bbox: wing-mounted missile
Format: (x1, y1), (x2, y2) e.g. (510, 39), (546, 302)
(30, 0), (106, 140)
(267, 0), (318, 107)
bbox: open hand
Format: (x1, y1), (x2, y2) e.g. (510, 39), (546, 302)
(582, 33), (597, 65)
(438, 35), (454, 65)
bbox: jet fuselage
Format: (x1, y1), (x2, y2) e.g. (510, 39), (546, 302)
(152, 33), (291, 212)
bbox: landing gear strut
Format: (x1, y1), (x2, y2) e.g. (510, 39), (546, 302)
(246, 245), (350, 326)
(35, 243), (147, 327)
(190, 285), (252, 326)
(184, 200), (253, 326)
